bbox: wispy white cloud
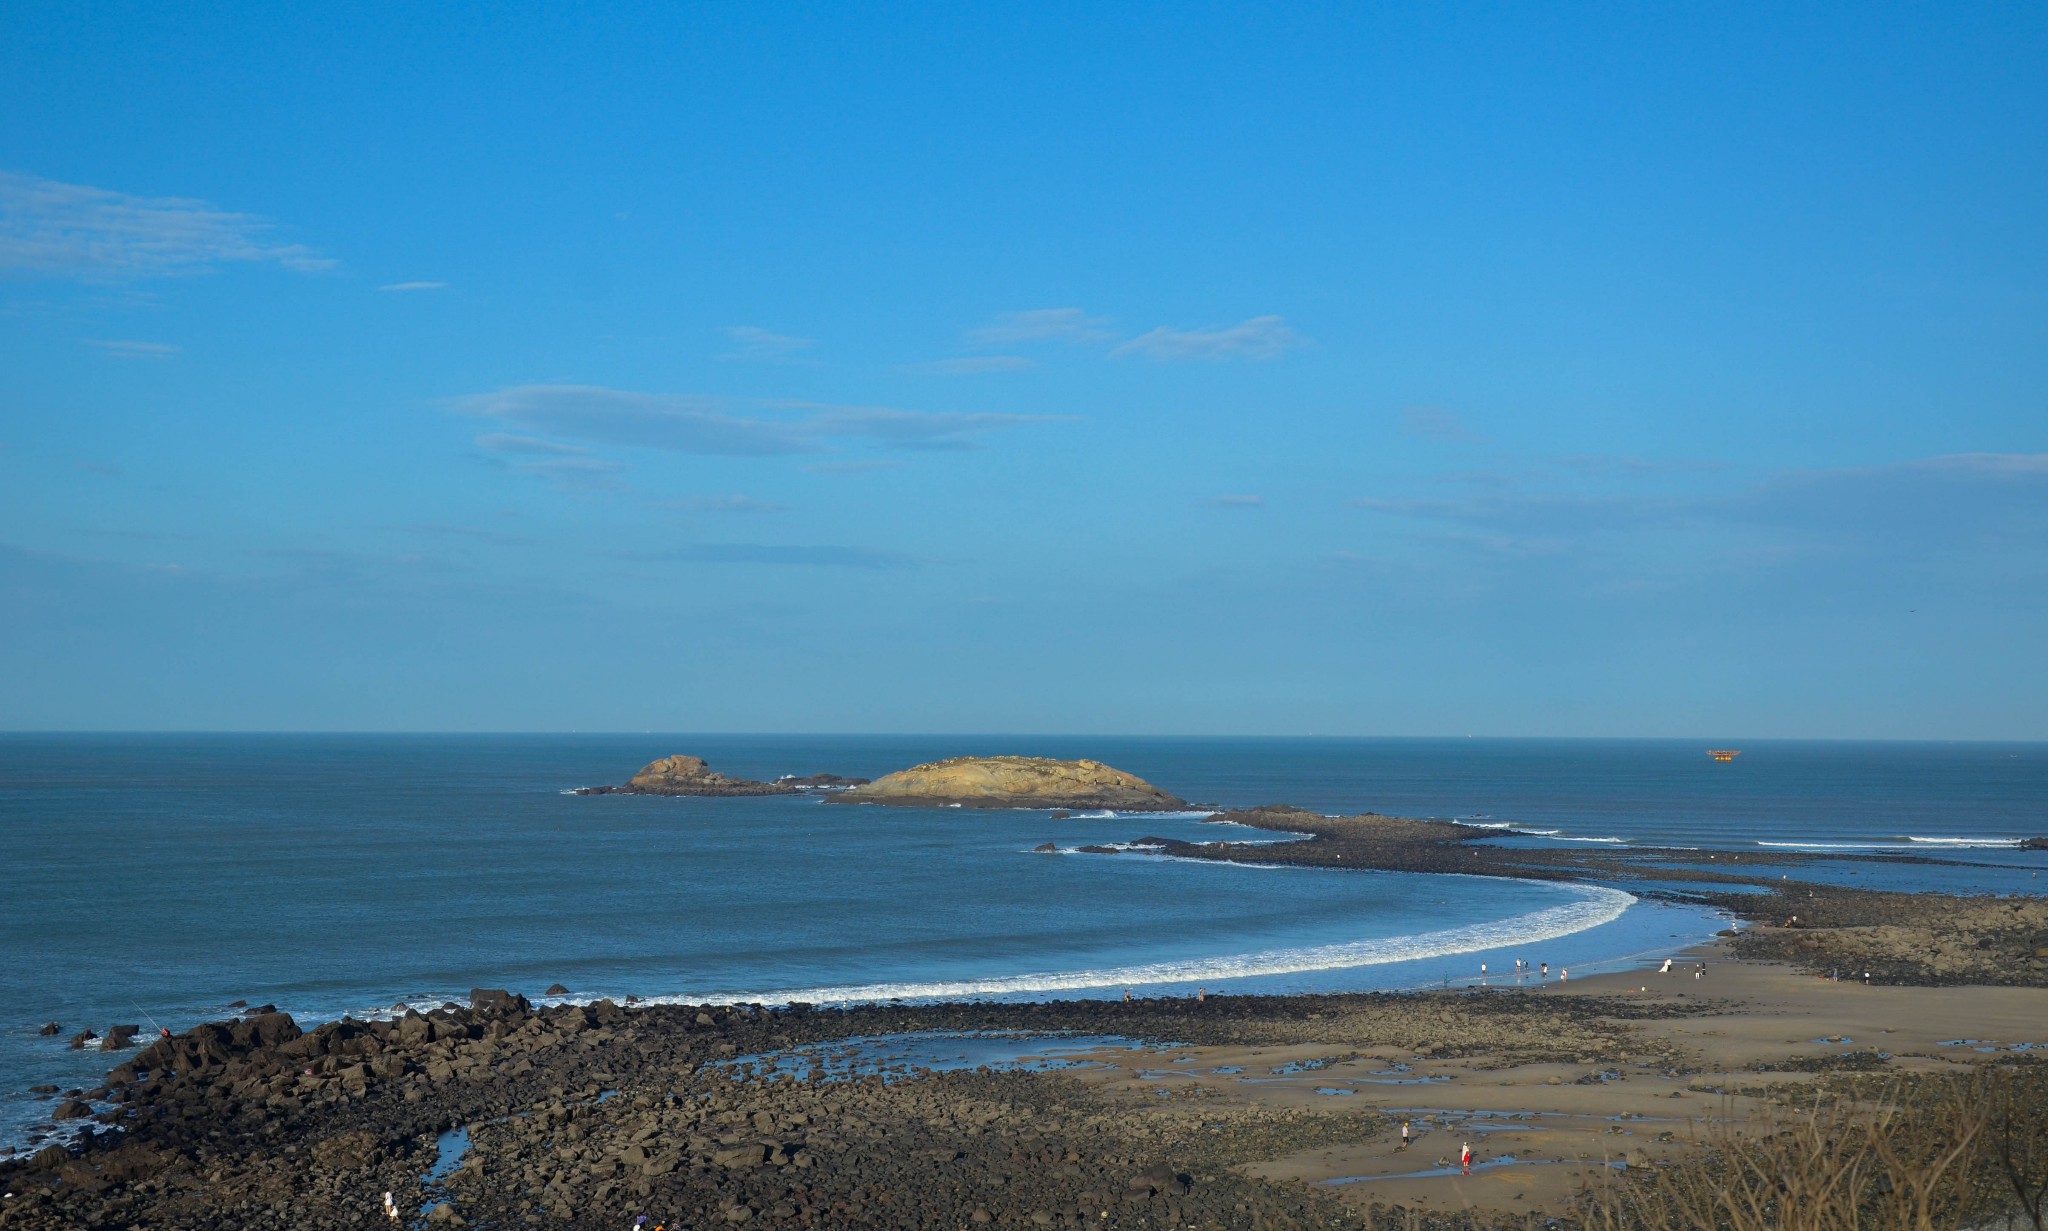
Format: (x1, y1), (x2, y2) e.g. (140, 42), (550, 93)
(400, 522), (536, 547)
(720, 325), (814, 362)
(0, 171), (334, 279)
(86, 338), (179, 359)
(1402, 407), (1482, 443)
(379, 280), (446, 292)
(1112, 315), (1302, 361)
(473, 430), (625, 490)
(909, 355), (1036, 375)
(456, 385), (1058, 457)
(624, 543), (917, 569)
(515, 456), (628, 492)
(804, 460), (906, 475)
(969, 307), (1114, 346)
(1351, 451), (2048, 558)
(473, 432), (591, 457)
(1208, 494), (1265, 508)
(658, 495), (789, 513)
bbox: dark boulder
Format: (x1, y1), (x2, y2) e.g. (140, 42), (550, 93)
(68, 1030), (97, 1050)
(1126, 1164), (1190, 1198)
(103, 1025), (141, 1050)
(470, 989), (531, 1017)
(52, 1099), (95, 1120)
(37, 1021), (60, 1036)
(544, 983), (570, 995)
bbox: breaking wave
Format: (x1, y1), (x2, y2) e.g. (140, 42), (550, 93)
(626, 884), (1637, 1006)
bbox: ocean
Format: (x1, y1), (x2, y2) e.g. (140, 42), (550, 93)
(3, 734), (2044, 1149)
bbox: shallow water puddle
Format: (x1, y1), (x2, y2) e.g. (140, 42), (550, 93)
(411, 1125), (471, 1225)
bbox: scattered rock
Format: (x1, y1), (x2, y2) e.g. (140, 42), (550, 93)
(544, 983), (570, 995)
(778, 773), (871, 789)
(67, 1030), (97, 1050)
(36, 1022), (60, 1036)
(575, 755), (800, 797)
(51, 1099), (94, 1120)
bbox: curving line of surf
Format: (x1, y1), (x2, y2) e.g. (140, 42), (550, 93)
(615, 883), (1637, 1007)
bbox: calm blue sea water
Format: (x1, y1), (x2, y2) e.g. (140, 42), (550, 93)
(2, 735), (2043, 1150)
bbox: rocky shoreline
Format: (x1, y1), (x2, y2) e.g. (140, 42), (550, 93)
(1133, 806), (2048, 988)
(0, 987), (1683, 1231)
(7, 782), (2042, 1228)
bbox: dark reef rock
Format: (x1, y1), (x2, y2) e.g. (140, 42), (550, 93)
(778, 772), (872, 789)
(575, 754), (804, 797)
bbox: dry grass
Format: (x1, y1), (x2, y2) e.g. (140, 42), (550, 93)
(1578, 1066), (2048, 1231)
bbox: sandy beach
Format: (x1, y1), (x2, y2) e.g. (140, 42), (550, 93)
(1038, 942), (2048, 1216)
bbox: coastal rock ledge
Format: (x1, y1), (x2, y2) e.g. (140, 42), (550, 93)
(830, 755), (1189, 811)
(576, 754), (803, 797)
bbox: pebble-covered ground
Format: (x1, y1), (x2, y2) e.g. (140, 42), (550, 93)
(0, 989), (1679, 1230)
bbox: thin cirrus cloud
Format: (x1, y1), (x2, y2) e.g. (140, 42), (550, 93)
(968, 307), (1115, 346)
(1402, 407), (1484, 443)
(86, 339), (180, 359)
(1112, 315), (1303, 361)
(720, 325), (814, 362)
(1208, 494), (1265, 508)
(804, 460), (906, 475)
(454, 385), (1058, 457)
(624, 543), (916, 570)
(1350, 451), (2048, 555)
(379, 280), (446, 292)
(472, 431), (626, 491)
(909, 355), (1036, 375)
(0, 170), (334, 278)
(658, 495), (789, 513)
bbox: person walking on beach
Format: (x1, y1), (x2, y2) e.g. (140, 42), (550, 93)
(1560, 968), (1569, 983)
(1659, 958), (1672, 975)
(1399, 1121), (1411, 1151)
(1539, 962), (1548, 981)
(1460, 1142), (1472, 1175)
(383, 1192), (399, 1223)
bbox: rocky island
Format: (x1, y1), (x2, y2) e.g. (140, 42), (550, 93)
(829, 755), (1189, 811)
(573, 755), (865, 797)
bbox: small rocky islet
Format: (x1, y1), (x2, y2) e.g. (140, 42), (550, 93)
(572, 755), (869, 797)
(574, 753), (1187, 811)
(829, 756), (1189, 811)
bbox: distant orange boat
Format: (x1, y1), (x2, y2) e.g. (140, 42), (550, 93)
(1707, 749), (1742, 762)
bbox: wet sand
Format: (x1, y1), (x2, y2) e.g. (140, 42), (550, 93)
(1048, 941), (2048, 1217)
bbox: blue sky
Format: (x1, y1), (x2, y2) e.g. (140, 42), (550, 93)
(2, 3), (2044, 736)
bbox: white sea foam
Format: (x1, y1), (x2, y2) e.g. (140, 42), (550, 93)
(618, 885), (1636, 1007)
(1545, 835), (1628, 844)
(1753, 836), (2026, 852)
